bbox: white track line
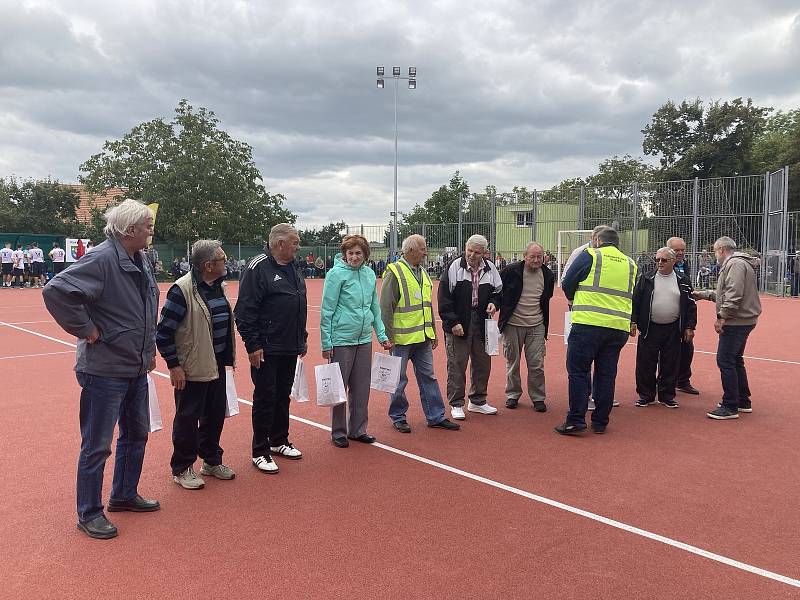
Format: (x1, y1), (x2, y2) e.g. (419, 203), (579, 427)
(2, 321), (800, 588)
(0, 350), (74, 361)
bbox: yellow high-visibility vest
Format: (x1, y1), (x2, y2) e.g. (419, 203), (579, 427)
(571, 246), (637, 332)
(386, 260), (435, 345)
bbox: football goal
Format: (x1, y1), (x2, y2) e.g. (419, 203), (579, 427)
(556, 230), (594, 286)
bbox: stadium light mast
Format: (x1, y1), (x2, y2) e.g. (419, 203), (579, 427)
(376, 65), (416, 257)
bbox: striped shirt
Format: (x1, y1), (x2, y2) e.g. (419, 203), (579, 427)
(156, 275), (230, 368)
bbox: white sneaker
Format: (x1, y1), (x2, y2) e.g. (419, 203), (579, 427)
(269, 443), (302, 460)
(467, 401), (498, 415)
(451, 406), (466, 420)
(252, 455), (279, 473)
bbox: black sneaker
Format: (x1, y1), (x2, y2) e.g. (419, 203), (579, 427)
(591, 424), (606, 434)
(505, 398), (519, 409)
(533, 400), (547, 413)
(635, 398), (656, 407)
(392, 420), (412, 433)
(658, 398), (679, 409)
(738, 400), (752, 413)
(554, 422), (587, 435)
(707, 406), (739, 420)
(677, 383), (700, 395)
(428, 418), (460, 430)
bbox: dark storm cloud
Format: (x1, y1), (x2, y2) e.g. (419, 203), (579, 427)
(1, 0), (798, 226)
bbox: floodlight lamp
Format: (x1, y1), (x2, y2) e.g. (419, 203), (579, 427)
(408, 79), (416, 90)
(377, 66), (384, 77)
(408, 66), (416, 77)
(377, 78), (384, 89)
(393, 66), (401, 76)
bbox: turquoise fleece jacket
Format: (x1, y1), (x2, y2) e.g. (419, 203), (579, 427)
(320, 255), (388, 351)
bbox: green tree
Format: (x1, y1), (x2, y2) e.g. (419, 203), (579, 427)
(642, 97), (771, 180)
(752, 109), (800, 210)
(298, 221), (347, 245)
(79, 99), (295, 243)
(0, 178), (80, 234)
(396, 171), (471, 248)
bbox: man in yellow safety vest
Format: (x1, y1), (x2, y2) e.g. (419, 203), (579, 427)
(555, 227), (637, 435)
(379, 234), (460, 433)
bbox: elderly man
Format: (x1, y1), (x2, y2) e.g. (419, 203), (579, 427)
(156, 240), (236, 490)
(43, 199), (160, 539)
(235, 224), (307, 473)
(631, 247), (697, 409)
(438, 234), (503, 420)
(498, 241), (554, 412)
(556, 227), (637, 435)
(666, 236), (700, 395)
(693, 237), (762, 420)
(381, 234), (460, 432)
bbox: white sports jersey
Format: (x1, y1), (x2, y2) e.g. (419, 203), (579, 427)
(50, 248), (66, 262)
(0, 248), (13, 263)
(30, 248), (45, 262)
(11, 249), (25, 267)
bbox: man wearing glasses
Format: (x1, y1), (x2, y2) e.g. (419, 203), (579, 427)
(156, 240), (237, 489)
(631, 247), (697, 409)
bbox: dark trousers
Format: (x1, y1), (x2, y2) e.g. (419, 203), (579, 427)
(566, 324), (629, 428)
(717, 324), (755, 411)
(676, 337), (694, 387)
(251, 354), (297, 457)
(635, 321), (681, 402)
(170, 363), (227, 475)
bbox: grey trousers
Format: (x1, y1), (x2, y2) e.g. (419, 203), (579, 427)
(330, 343), (372, 439)
(502, 323), (546, 403)
(445, 311), (491, 407)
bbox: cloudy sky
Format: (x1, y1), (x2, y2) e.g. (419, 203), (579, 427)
(1, 0), (799, 227)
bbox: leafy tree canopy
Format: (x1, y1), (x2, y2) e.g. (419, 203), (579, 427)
(298, 221), (347, 246)
(80, 99), (295, 243)
(0, 178), (80, 234)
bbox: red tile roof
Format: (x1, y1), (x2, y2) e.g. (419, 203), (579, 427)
(64, 184), (127, 223)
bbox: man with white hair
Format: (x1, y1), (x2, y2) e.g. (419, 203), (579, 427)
(693, 236), (762, 420)
(631, 247), (697, 409)
(380, 234), (460, 432)
(438, 234), (503, 419)
(235, 223), (308, 473)
(43, 199), (160, 539)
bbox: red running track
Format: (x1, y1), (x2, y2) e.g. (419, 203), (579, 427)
(0, 281), (799, 599)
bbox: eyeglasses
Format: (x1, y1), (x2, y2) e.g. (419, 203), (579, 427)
(654, 258), (673, 263)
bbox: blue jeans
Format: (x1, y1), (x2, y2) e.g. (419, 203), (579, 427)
(388, 341), (447, 425)
(76, 372), (149, 522)
(716, 324), (755, 411)
(566, 324), (629, 428)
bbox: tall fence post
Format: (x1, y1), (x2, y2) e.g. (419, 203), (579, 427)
(781, 166), (790, 297)
(531, 189), (538, 242)
(631, 183), (639, 257)
(490, 193), (497, 256)
(691, 177), (700, 284)
(578, 186), (585, 230)
(760, 172), (770, 293)
(421, 222), (426, 239)
(458, 193), (464, 251)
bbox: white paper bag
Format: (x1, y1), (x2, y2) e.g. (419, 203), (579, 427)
(564, 311), (572, 346)
(224, 369), (239, 417)
(146, 374), (162, 433)
(291, 359), (310, 402)
(314, 362), (347, 406)
(370, 352), (402, 393)
(485, 319), (500, 356)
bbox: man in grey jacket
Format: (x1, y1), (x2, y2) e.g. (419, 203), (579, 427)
(693, 236), (762, 420)
(43, 199), (161, 539)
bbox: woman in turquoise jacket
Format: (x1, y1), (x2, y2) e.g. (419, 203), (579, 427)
(320, 235), (392, 447)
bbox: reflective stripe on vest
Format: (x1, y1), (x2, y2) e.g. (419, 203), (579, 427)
(571, 246), (637, 332)
(387, 261), (435, 345)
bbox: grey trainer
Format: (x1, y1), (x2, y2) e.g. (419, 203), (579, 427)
(200, 462), (236, 480)
(174, 467), (205, 489)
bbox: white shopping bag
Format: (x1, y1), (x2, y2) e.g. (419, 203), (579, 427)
(564, 311), (572, 346)
(291, 359), (310, 402)
(146, 374), (163, 433)
(370, 352), (402, 394)
(314, 362), (347, 407)
(224, 369), (239, 417)
(485, 319), (500, 356)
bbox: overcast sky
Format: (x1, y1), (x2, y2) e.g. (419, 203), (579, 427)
(1, 0), (799, 227)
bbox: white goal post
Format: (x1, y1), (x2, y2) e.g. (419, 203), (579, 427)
(556, 230), (594, 286)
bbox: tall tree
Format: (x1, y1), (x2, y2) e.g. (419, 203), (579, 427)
(298, 221), (347, 246)
(752, 109), (800, 210)
(80, 99), (295, 243)
(0, 178), (80, 234)
(642, 97), (771, 180)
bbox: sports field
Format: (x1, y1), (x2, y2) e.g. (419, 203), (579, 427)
(1, 280), (799, 599)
